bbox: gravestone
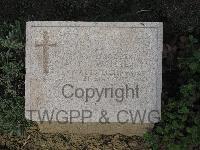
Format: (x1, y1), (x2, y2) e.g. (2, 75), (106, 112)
(25, 22), (163, 136)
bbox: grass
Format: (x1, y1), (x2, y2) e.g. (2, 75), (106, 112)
(0, 21), (32, 135)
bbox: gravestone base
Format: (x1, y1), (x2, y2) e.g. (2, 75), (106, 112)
(38, 123), (154, 136)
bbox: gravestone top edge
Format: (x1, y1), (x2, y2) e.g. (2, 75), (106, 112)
(26, 21), (163, 28)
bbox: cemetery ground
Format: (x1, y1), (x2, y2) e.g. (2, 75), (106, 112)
(0, 0), (200, 149)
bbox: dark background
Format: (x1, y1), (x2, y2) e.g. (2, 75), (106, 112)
(0, 0), (199, 36)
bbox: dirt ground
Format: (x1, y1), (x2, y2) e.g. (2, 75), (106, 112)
(0, 126), (149, 150)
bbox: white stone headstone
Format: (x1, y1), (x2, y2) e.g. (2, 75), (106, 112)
(25, 22), (162, 135)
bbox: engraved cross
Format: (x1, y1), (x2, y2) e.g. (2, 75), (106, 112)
(35, 31), (57, 74)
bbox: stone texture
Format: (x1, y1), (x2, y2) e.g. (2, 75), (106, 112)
(25, 22), (163, 135)
(38, 123), (154, 136)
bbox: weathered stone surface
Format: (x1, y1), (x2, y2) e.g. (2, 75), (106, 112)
(25, 22), (162, 135)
